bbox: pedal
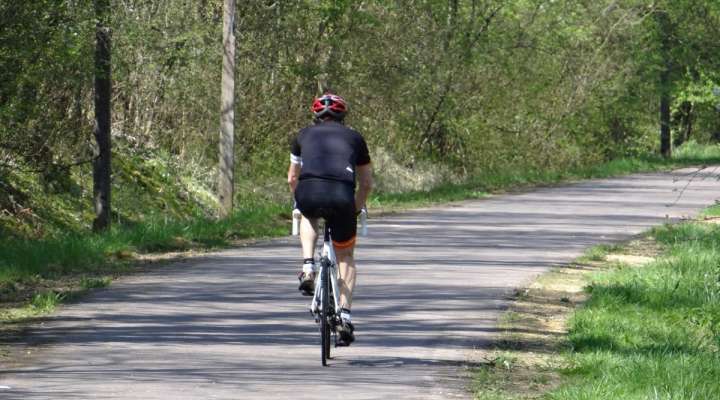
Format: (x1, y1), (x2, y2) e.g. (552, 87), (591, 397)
(335, 338), (352, 347)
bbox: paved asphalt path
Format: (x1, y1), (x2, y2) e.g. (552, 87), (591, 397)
(2, 168), (720, 399)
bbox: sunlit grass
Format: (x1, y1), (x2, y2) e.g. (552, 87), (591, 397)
(0, 201), (289, 286)
(673, 140), (720, 162)
(577, 243), (624, 263)
(545, 220), (720, 399)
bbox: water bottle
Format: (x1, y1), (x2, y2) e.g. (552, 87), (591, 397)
(292, 208), (302, 236)
(359, 208), (368, 236)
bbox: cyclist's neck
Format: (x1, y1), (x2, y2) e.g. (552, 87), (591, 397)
(315, 117), (344, 125)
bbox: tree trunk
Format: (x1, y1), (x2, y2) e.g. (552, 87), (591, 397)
(673, 101), (693, 148)
(314, 21), (329, 93)
(218, 0), (236, 218)
(713, 108), (720, 143)
(659, 85), (671, 157)
(657, 10), (672, 158)
(93, 0), (112, 232)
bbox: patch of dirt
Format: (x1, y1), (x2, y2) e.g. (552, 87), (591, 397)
(474, 236), (660, 399)
(605, 254), (655, 266)
(702, 216), (720, 224)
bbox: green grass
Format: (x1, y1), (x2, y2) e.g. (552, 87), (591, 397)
(2, 142), (720, 321)
(701, 202), (720, 218)
(29, 291), (66, 313)
(0, 200), (288, 287)
(544, 220), (720, 399)
(673, 140), (720, 162)
(578, 243), (624, 263)
(0, 277), (112, 321)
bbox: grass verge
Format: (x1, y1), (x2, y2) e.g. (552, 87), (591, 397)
(2, 144), (719, 325)
(473, 206), (720, 399)
(0, 201), (288, 323)
(0, 276), (111, 324)
(372, 143), (720, 211)
(553, 216), (720, 399)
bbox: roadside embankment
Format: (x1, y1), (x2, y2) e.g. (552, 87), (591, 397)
(473, 204), (720, 399)
(2, 145), (720, 328)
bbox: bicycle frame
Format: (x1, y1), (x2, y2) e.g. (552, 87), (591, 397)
(292, 208), (367, 318)
(291, 207), (367, 364)
(310, 224), (341, 317)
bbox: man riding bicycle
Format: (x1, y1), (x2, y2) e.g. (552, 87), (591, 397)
(287, 93), (373, 347)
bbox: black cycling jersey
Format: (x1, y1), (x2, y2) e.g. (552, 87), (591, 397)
(290, 120), (371, 186)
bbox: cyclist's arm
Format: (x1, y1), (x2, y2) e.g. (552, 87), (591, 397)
(355, 163), (373, 211)
(287, 162), (300, 193)
(288, 135), (303, 193)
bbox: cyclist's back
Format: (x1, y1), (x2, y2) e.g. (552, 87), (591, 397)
(293, 120), (369, 185)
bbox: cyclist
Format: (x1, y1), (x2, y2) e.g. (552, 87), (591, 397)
(287, 92), (373, 346)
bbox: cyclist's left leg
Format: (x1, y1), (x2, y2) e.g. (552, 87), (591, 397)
(335, 246), (357, 309)
(335, 246), (356, 347)
(331, 211), (358, 346)
(329, 204), (358, 310)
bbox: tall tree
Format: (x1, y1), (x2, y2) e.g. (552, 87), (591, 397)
(93, 0), (112, 231)
(218, 0), (236, 218)
(656, 9), (673, 157)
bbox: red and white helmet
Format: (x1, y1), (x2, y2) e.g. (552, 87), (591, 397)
(312, 93), (347, 120)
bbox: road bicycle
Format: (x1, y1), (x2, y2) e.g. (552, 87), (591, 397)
(292, 208), (367, 366)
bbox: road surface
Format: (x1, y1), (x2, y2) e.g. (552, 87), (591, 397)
(2, 168), (719, 399)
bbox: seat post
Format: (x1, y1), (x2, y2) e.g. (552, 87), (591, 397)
(323, 223), (331, 243)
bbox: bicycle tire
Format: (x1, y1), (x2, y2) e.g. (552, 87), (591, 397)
(321, 260), (331, 366)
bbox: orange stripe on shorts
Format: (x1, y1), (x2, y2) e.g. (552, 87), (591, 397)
(332, 236), (356, 249)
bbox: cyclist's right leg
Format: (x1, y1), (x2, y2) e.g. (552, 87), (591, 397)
(300, 215), (318, 260)
(297, 216), (318, 294)
(295, 180), (323, 294)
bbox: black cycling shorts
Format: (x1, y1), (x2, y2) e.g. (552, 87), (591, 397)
(294, 178), (357, 249)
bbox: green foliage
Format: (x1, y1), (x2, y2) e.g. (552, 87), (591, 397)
(672, 141), (720, 162)
(0, 1), (94, 170)
(0, 1), (719, 241)
(30, 291), (65, 313)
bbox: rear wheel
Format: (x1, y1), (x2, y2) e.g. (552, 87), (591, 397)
(320, 260), (331, 366)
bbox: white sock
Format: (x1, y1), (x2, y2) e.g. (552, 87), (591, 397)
(340, 310), (352, 322)
(303, 262), (316, 274)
